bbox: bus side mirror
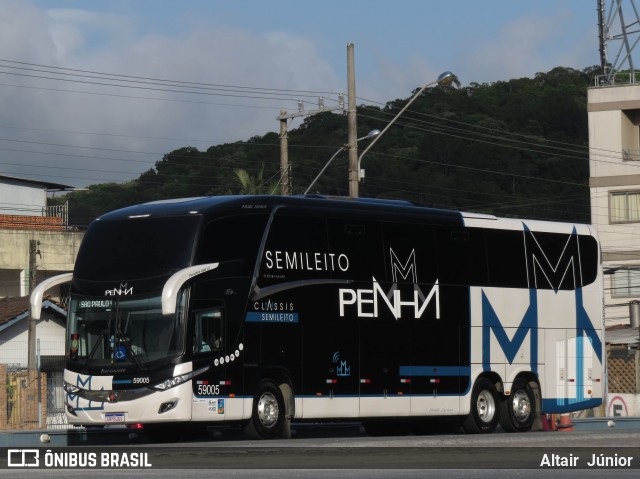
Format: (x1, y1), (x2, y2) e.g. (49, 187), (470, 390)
(30, 272), (73, 320)
(161, 263), (219, 315)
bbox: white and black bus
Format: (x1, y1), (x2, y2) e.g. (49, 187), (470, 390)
(31, 195), (603, 439)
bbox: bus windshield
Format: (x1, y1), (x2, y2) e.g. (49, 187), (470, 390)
(74, 215), (201, 280)
(66, 292), (187, 370)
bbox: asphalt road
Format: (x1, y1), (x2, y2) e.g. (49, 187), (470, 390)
(1, 421), (640, 478)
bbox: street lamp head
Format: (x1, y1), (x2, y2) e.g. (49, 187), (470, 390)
(436, 71), (459, 88)
(437, 71), (453, 85)
(365, 129), (380, 139)
(358, 129), (380, 142)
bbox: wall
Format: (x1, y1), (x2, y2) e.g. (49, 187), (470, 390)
(0, 179), (46, 216)
(588, 83), (640, 327)
(606, 394), (640, 416)
(0, 228), (83, 297)
(0, 313), (66, 366)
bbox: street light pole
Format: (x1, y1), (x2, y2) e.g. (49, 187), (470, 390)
(304, 129), (380, 195)
(304, 146), (345, 195)
(279, 110), (290, 195)
(354, 71), (457, 197)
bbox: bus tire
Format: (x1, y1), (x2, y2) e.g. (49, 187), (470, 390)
(246, 379), (286, 439)
(462, 378), (499, 434)
(499, 378), (536, 432)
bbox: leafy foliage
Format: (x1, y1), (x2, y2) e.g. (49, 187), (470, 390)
(52, 67), (594, 227)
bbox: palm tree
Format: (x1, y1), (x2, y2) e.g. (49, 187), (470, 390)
(233, 164), (279, 195)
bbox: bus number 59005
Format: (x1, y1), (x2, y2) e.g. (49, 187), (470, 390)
(197, 384), (220, 396)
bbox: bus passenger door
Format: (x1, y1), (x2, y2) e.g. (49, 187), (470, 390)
(190, 303), (229, 422)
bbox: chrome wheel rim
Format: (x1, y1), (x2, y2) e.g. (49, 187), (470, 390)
(257, 391), (279, 428)
(477, 389), (496, 423)
(512, 390), (532, 422)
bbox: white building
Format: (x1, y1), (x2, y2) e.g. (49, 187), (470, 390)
(0, 174), (82, 298)
(589, 83), (640, 327)
(588, 80), (640, 417)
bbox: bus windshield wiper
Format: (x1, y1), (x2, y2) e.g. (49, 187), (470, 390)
(83, 328), (108, 371)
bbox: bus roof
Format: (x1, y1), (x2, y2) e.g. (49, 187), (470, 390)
(95, 195), (464, 224)
(93, 194), (594, 236)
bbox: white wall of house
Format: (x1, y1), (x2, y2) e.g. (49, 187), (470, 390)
(0, 178), (46, 216)
(0, 312), (65, 366)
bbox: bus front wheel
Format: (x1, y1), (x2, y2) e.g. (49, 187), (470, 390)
(499, 378), (536, 432)
(462, 378), (499, 433)
(246, 380), (287, 439)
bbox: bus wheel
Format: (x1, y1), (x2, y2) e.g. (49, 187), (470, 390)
(499, 378), (536, 432)
(462, 378), (499, 433)
(246, 380), (286, 439)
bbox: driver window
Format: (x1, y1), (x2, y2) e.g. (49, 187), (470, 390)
(194, 308), (223, 354)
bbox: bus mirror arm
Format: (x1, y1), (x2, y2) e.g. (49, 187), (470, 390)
(30, 272), (73, 320)
(161, 263), (220, 315)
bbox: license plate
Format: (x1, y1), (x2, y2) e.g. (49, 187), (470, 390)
(105, 413), (125, 423)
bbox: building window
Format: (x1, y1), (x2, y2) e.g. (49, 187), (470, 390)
(611, 269), (640, 298)
(610, 191), (640, 223)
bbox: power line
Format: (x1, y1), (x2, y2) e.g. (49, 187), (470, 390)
(0, 59), (345, 110)
(0, 58), (342, 97)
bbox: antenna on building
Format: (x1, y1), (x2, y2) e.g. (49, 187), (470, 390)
(597, 0), (640, 84)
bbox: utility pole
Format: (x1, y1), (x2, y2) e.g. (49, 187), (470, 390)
(279, 110), (290, 195)
(27, 239), (39, 371)
(277, 96), (345, 195)
(347, 43), (359, 198)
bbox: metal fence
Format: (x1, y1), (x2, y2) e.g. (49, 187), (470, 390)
(42, 201), (68, 228)
(593, 72), (640, 87)
(0, 340), (70, 430)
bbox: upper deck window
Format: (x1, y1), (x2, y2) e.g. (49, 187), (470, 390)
(75, 215), (201, 280)
(198, 214), (269, 275)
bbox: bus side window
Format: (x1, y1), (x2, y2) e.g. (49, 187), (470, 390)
(194, 308), (224, 354)
(437, 228), (488, 286)
(199, 215), (269, 275)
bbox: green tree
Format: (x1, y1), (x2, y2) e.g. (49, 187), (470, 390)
(233, 164), (279, 195)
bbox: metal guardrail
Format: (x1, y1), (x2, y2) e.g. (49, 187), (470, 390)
(594, 73), (640, 87)
(42, 201), (68, 228)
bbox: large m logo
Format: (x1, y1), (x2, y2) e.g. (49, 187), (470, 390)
(482, 225), (602, 378)
(482, 289), (538, 372)
(482, 288), (603, 374)
(66, 374), (105, 412)
(390, 248), (417, 283)
(525, 225), (581, 291)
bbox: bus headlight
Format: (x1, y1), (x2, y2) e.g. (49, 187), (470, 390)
(152, 366), (210, 391)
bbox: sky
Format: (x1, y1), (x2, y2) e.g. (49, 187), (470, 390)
(0, 0), (612, 190)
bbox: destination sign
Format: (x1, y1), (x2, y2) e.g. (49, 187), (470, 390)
(78, 299), (113, 310)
